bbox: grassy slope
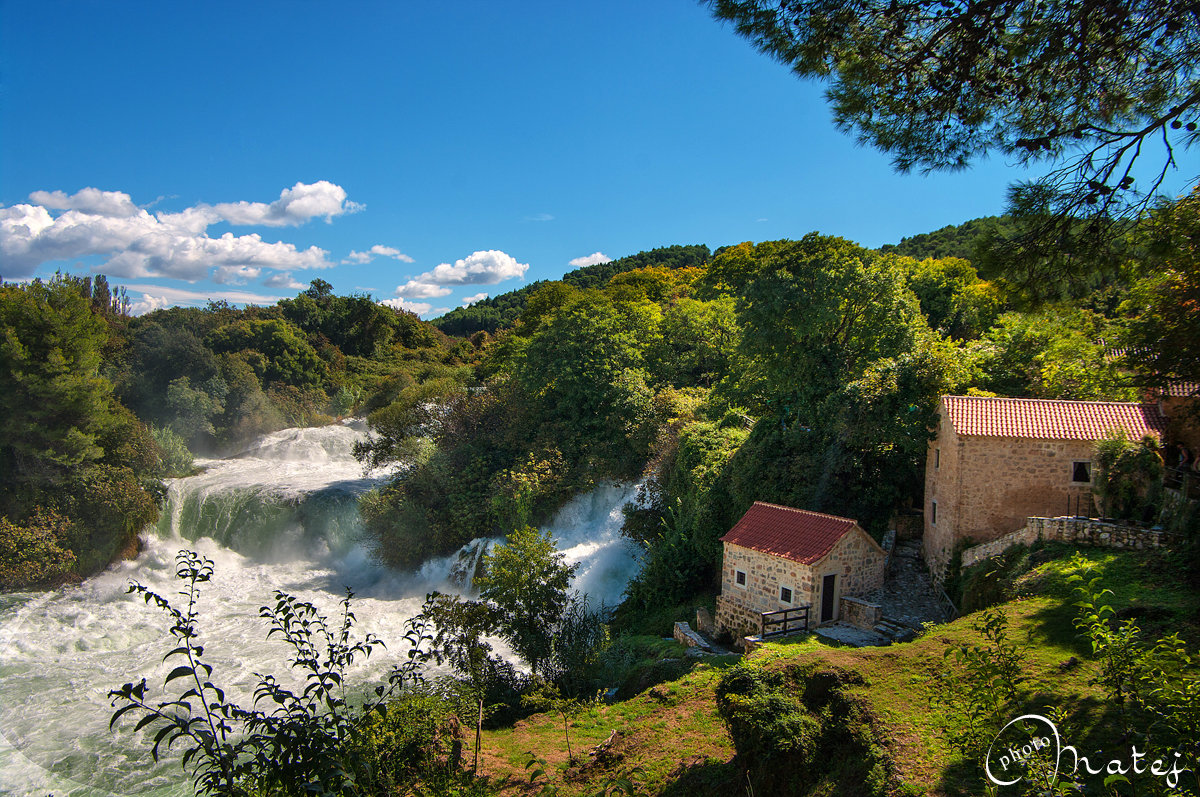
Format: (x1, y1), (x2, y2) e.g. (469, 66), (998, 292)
(475, 546), (1200, 796)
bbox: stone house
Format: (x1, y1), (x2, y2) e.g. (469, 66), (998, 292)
(1154, 381), (1200, 453)
(714, 502), (888, 638)
(923, 395), (1167, 577)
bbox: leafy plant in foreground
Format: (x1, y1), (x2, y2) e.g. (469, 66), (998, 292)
(108, 550), (436, 796)
(932, 608), (1028, 760)
(1069, 554), (1200, 786)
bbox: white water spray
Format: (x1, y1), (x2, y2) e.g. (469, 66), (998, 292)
(0, 423), (641, 796)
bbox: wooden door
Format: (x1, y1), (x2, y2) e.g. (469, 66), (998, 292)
(820, 573), (837, 623)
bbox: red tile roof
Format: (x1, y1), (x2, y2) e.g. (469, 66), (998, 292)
(941, 395), (1166, 440)
(1162, 382), (1199, 399)
(719, 502), (859, 565)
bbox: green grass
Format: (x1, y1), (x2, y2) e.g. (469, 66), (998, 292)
(475, 545), (1200, 795)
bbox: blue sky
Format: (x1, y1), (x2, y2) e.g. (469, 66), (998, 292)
(2, 1), (1194, 317)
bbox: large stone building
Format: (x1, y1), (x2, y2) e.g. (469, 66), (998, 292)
(714, 502), (887, 638)
(923, 395), (1167, 577)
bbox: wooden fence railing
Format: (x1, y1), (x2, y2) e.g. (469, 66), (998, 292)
(761, 605), (810, 638)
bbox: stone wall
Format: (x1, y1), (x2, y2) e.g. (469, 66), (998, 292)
(1028, 516), (1174, 549)
(673, 621), (714, 651)
(880, 529), (896, 569)
(923, 412), (962, 576)
(715, 593), (763, 639)
(839, 596), (882, 631)
(823, 528), (888, 600)
(891, 511), (924, 540)
(717, 543), (815, 613)
(960, 516), (1175, 569)
(960, 526), (1039, 569)
(1160, 394), (1200, 451)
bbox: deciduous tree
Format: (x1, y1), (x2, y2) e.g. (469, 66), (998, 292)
(475, 526), (578, 679)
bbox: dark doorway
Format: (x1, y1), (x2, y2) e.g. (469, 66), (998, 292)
(820, 574), (837, 623)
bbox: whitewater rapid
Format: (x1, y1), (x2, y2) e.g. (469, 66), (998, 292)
(0, 423), (641, 796)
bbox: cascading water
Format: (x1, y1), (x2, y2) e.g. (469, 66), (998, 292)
(0, 422), (642, 796)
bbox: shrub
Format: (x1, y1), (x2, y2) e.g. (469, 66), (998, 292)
(0, 509), (77, 589)
(715, 662), (889, 796)
(151, 425), (194, 477)
(959, 544), (1034, 613)
(1094, 430), (1164, 522)
(349, 689), (464, 792)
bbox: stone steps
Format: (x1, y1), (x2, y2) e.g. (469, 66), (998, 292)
(873, 615), (920, 643)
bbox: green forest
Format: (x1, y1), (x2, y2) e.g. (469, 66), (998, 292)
(5, 188), (1200, 794)
(0, 276), (471, 588)
(4, 186), (1199, 598)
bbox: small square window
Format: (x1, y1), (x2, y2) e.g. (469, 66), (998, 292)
(931, 500), (938, 525)
(780, 586), (793, 604)
(735, 570), (746, 587)
(1072, 461), (1092, 484)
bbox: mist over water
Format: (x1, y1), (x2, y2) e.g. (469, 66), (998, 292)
(0, 423), (641, 796)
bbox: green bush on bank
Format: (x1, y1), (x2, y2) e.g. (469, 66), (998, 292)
(715, 661), (890, 796)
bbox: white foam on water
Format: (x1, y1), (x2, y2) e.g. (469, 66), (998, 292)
(0, 424), (643, 796)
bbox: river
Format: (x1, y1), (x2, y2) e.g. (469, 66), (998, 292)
(0, 422), (641, 796)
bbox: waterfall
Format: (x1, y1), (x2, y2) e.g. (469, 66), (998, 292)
(0, 423), (642, 796)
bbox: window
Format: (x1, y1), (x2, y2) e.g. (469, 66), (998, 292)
(780, 586), (793, 604)
(931, 500), (937, 525)
(935, 448), (940, 469)
(735, 569), (746, 587)
(1072, 461), (1092, 484)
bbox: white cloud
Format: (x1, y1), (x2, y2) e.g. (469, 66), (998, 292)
(123, 283), (286, 310)
(395, 281), (453, 299)
(378, 297), (433, 315)
(524, 213), (554, 222)
(391, 250), (528, 302)
(343, 243), (414, 265)
(29, 188), (139, 218)
(264, 272), (307, 290)
(213, 265), (262, 285)
(0, 183), (358, 279)
(129, 294), (172, 316)
(568, 251), (611, 267)
(369, 245), (413, 262)
(462, 292), (489, 306)
(425, 250), (529, 286)
(102, 231), (330, 281)
(211, 181), (363, 227)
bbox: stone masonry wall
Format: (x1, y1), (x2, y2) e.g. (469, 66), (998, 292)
(1029, 516), (1173, 549)
(960, 526), (1039, 569)
(840, 596), (882, 631)
(715, 593), (763, 639)
(961, 516), (1175, 569)
(924, 413), (961, 577)
(822, 528), (888, 600)
(714, 543), (814, 638)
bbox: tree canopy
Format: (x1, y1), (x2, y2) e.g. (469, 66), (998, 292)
(475, 526), (578, 678)
(708, 0), (1200, 288)
(710, 0), (1197, 205)
(1121, 186), (1200, 390)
